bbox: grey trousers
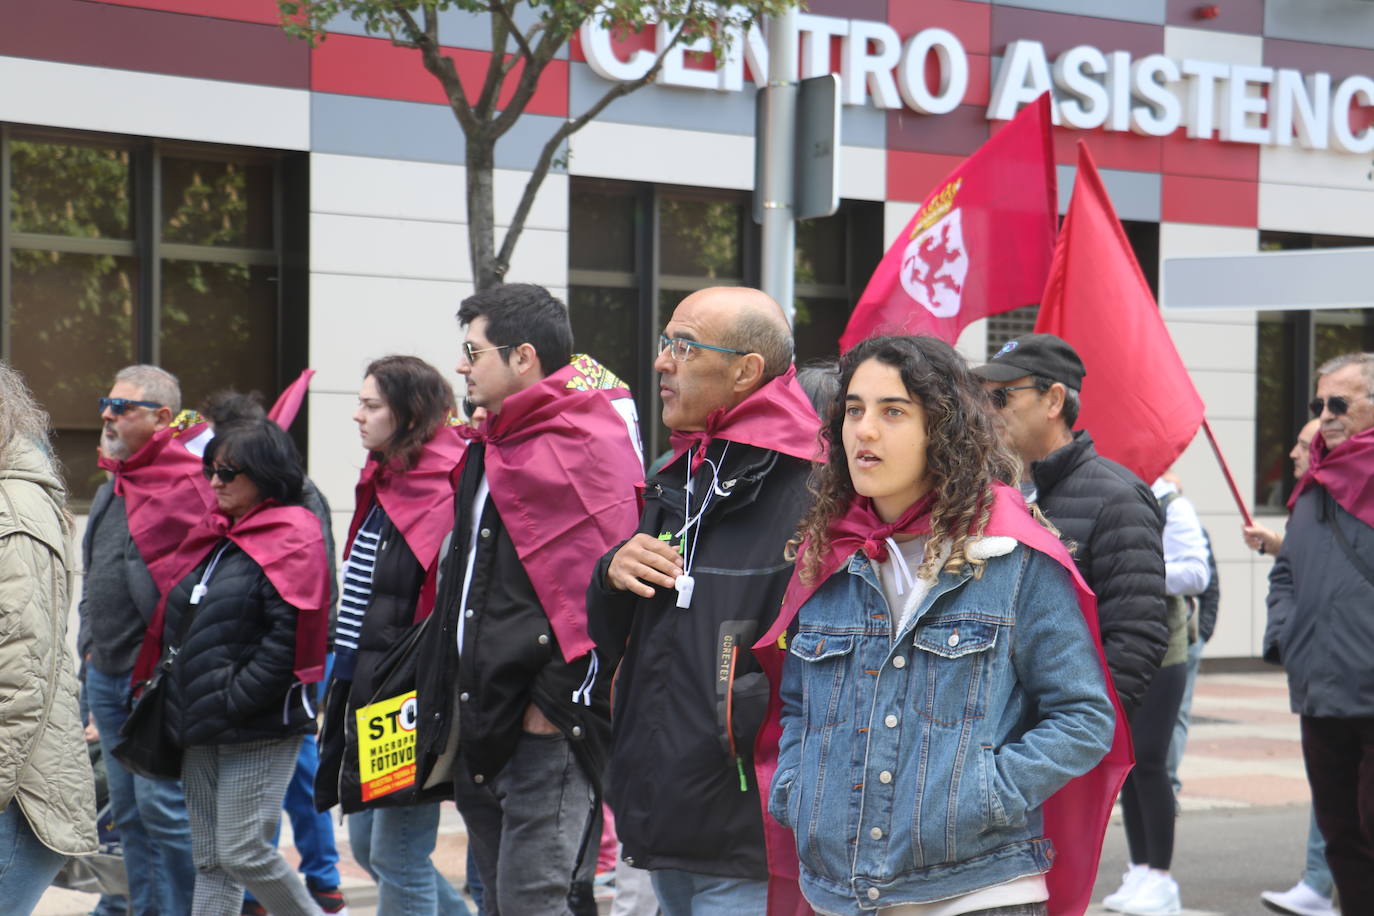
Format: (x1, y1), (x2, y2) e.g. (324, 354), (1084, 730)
(183, 737), (321, 916)
(453, 732), (596, 916)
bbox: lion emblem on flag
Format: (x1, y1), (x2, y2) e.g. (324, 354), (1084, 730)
(900, 208), (969, 318)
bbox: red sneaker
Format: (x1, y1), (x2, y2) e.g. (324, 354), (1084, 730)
(310, 887), (349, 915)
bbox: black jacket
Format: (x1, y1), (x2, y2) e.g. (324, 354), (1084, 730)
(587, 442), (811, 880)
(414, 443), (612, 792)
(1030, 430), (1167, 715)
(1266, 485), (1374, 717)
(316, 505), (428, 812)
(163, 541), (315, 747)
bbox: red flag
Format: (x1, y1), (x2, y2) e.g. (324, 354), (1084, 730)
(1035, 142), (1204, 484)
(840, 94), (1057, 350)
(268, 368), (315, 430)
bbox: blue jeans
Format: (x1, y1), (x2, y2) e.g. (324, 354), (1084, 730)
(245, 733), (341, 904)
(86, 665), (197, 916)
(349, 804), (469, 915)
(1304, 803), (1335, 898)
(0, 803), (66, 912)
(649, 869), (768, 916)
(1167, 637), (1206, 796)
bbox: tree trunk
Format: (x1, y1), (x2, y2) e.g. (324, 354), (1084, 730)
(466, 134), (501, 291)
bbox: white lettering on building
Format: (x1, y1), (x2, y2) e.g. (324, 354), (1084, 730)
(578, 16), (1374, 153)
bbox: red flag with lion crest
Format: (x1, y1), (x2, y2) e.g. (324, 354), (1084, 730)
(840, 94), (1057, 350)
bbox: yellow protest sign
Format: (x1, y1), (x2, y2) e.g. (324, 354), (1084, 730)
(355, 690), (418, 802)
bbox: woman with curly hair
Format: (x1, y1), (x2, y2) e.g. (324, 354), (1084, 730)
(764, 335), (1124, 916)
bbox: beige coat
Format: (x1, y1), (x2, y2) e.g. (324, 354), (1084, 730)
(0, 439), (97, 856)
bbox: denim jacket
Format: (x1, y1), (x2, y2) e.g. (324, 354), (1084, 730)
(769, 537), (1114, 915)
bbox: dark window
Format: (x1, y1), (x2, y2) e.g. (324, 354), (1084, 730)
(986, 219), (1160, 358)
(568, 179), (882, 460)
(1, 127), (308, 504)
(1254, 231), (1374, 511)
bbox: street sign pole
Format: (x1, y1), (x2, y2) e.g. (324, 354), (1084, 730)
(759, 9), (798, 325)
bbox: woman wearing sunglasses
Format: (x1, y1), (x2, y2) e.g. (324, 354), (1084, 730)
(764, 335), (1125, 916)
(131, 417), (331, 916)
(315, 355), (471, 916)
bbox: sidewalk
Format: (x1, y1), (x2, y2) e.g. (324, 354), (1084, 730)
(36, 668), (1303, 915)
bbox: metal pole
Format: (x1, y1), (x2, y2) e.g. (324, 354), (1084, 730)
(760, 9), (797, 326)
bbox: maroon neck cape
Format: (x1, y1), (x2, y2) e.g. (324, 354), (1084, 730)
(347, 424), (472, 623)
(97, 417), (217, 597)
(478, 363), (644, 663)
(131, 500), (331, 687)
(1289, 424), (1374, 529)
(666, 366), (821, 472)
(752, 483), (1132, 916)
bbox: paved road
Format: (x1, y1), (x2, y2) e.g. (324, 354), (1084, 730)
(38, 670), (1319, 916)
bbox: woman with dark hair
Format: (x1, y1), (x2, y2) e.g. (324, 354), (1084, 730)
(764, 335), (1125, 916)
(315, 355), (471, 916)
(130, 417), (331, 916)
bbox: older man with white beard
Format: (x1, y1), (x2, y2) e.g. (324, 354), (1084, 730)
(79, 364), (207, 916)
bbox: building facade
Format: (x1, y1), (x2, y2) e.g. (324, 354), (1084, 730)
(9, 0), (1374, 659)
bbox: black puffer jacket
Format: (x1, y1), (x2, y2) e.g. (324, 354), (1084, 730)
(163, 541), (315, 747)
(1030, 430), (1167, 715)
(587, 442), (811, 880)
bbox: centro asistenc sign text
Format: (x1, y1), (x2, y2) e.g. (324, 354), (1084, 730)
(580, 12), (1374, 154)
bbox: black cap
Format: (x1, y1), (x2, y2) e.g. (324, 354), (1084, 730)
(971, 333), (1085, 391)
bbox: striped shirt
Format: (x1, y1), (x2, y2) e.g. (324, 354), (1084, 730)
(333, 504), (382, 683)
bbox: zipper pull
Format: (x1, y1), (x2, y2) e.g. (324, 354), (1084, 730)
(736, 756), (748, 792)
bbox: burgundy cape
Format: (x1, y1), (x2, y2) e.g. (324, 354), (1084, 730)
(479, 363), (644, 663)
(346, 424), (472, 623)
(131, 500), (332, 687)
(754, 483), (1132, 916)
(97, 416), (217, 597)
(1290, 425), (1374, 529)
(666, 366), (821, 472)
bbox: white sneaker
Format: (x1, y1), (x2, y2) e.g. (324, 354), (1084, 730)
(1103, 864), (1149, 911)
(1261, 881), (1337, 916)
(1120, 871), (1181, 916)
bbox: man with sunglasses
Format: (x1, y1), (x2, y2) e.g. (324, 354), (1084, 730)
(973, 334), (1168, 719)
(588, 287), (820, 915)
(411, 283), (644, 916)
(79, 365), (203, 916)
(1266, 352), (1374, 908)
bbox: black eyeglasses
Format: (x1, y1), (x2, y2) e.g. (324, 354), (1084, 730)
(99, 397), (163, 415)
(1310, 395), (1365, 417)
(988, 385), (1040, 410)
(202, 464), (244, 484)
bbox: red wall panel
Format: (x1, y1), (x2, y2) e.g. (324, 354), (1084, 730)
(1161, 175), (1258, 227)
(887, 148), (966, 203)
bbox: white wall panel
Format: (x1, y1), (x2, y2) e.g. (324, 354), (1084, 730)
(1261, 145), (1374, 192)
(0, 56), (309, 150)
(311, 214), (470, 282)
(311, 154), (567, 230)
(1163, 27), (1263, 65)
(839, 145), (886, 202)
(1259, 183), (1374, 237)
(309, 274), (473, 391)
(568, 122), (754, 190)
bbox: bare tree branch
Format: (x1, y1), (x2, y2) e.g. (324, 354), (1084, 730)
(406, 5), (478, 133)
(487, 0), (534, 62)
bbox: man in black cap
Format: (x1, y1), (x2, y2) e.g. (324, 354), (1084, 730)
(974, 333), (1168, 716)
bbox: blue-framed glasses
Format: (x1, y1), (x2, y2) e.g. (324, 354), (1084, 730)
(99, 397), (163, 416)
(658, 333), (747, 362)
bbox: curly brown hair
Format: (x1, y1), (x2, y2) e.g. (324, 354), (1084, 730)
(791, 335), (1020, 584)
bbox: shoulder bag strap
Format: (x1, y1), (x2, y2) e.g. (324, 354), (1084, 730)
(1323, 490), (1374, 591)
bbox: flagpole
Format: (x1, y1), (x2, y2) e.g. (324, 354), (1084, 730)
(1201, 418), (1254, 527)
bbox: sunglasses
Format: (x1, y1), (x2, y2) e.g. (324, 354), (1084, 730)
(462, 341), (510, 364)
(658, 334), (747, 362)
(99, 396), (163, 415)
(988, 384), (1040, 410)
(1310, 395), (1364, 417)
(202, 464), (245, 484)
